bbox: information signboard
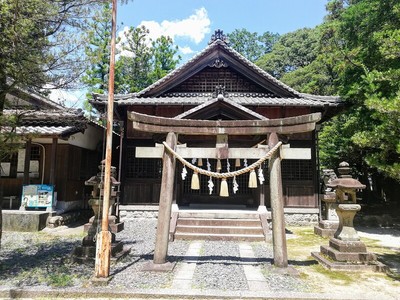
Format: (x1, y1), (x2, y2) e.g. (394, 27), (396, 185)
(21, 185), (54, 208)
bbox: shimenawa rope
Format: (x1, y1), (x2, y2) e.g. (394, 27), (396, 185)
(162, 141), (282, 179)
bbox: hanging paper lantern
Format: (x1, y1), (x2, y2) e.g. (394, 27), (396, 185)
(191, 171), (200, 190)
(220, 178), (229, 197)
(198, 158), (203, 167)
(248, 169), (258, 188)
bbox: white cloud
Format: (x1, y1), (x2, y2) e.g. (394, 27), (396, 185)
(179, 46), (194, 55)
(140, 7), (210, 44)
(117, 7), (210, 57)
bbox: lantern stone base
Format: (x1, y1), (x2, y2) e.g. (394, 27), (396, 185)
(311, 238), (387, 272)
(72, 216), (129, 264)
(311, 251), (387, 272)
(71, 241), (130, 264)
(314, 220), (339, 238)
(84, 215), (124, 234)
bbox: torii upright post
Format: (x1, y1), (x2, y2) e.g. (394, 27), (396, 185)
(151, 132), (177, 270)
(268, 132), (288, 268)
(94, 0), (117, 279)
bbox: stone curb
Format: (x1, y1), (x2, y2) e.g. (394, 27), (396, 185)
(0, 287), (379, 300)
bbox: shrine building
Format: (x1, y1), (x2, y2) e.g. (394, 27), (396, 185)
(91, 30), (343, 226)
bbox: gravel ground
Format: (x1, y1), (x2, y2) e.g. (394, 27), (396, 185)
(192, 241), (248, 291)
(0, 218), (309, 294)
(1, 218), (399, 299)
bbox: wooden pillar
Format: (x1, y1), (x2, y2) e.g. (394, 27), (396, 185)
(49, 137), (58, 186)
(268, 132), (288, 268)
(154, 132), (177, 264)
(23, 139), (32, 185)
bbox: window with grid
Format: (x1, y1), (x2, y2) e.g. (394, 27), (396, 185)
(170, 67), (267, 93)
(126, 146), (162, 179)
(30, 146), (40, 160)
(282, 160), (313, 181)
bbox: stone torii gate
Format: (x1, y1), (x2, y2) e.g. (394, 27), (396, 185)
(129, 111), (321, 270)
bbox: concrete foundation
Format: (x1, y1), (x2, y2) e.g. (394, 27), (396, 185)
(2, 210), (49, 232)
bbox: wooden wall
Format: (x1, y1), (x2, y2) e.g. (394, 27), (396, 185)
(1, 143), (100, 205)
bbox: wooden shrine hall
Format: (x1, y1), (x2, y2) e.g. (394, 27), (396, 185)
(90, 30), (343, 267)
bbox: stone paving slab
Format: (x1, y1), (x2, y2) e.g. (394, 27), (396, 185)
(171, 241), (203, 289)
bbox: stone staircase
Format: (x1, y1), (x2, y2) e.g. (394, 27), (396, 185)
(171, 208), (269, 241)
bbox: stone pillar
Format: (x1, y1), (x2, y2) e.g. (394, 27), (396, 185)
(334, 204), (361, 241)
(268, 133), (288, 268)
(154, 132), (177, 265)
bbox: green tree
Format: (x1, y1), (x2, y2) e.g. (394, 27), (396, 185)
(115, 26), (181, 93)
(322, 0), (400, 177)
(0, 0), (100, 110)
(81, 3), (127, 117)
(118, 25), (153, 93)
(150, 36), (181, 82)
(227, 28), (279, 62)
(82, 3), (113, 95)
(256, 28), (320, 78)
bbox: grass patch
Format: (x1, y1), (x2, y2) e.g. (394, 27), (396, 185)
(286, 227), (327, 259)
(310, 264), (354, 285)
(48, 273), (74, 287)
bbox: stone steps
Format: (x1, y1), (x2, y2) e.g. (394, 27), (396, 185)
(178, 209), (263, 220)
(173, 210), (267, 241)
(176, 224), (264, 235)
(177, 218), (261, 227)
(174, 232), (265, 241)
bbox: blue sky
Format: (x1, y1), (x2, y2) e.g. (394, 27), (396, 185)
(118, 0), (329, 59)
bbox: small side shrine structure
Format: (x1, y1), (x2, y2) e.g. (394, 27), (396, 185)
(91, 30), (343, 219)
(1, 86), (104, 215)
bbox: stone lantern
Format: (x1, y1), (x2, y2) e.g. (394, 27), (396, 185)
(312, 162), (386, 272)
(314, 169), (339, 237)
(72, 161), (128, 263)
(327, 162), (365, 241)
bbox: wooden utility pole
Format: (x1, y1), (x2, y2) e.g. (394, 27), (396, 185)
(94, 0), (117, 278)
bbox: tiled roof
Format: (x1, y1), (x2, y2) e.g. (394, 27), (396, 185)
(97, 94), (341, 108)
(1, 126), (77, 136)
(2, 109), (88, 137)
(4, 109), (87, 126)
